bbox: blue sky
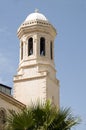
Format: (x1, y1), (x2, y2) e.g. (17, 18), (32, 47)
(0, 0), (86, 129)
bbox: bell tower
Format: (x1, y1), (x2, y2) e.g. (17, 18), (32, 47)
(13, 10), (59, 107)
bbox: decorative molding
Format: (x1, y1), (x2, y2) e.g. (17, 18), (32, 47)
(0, 92), (25, 109)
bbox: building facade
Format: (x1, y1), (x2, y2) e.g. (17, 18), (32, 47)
(0, 84), (25, 130)
(0, 10), (59, 129)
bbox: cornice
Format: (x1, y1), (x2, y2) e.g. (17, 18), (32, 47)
(18, 61), (56, 72)
(17, 20), (56, 39)
(13, 72), (47, 82)
(0, 92), (26, 109)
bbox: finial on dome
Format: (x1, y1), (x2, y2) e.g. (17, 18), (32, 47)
(35, 9), (39, 13)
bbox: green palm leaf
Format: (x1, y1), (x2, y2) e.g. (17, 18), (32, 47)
(5, 100), (80, 130)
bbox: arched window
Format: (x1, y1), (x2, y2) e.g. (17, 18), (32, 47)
(0, 109), (6, 125)
(28, 38), (33, 56)
(50, 41), (53, 59)
(21, 42), (23, 60)
(40, 37), (45, 56)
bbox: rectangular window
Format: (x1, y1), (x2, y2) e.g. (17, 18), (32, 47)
(40, 37), (45, 56)
(50, 42), (53, 59)
(28, 38), (33, 56)
(21, 42), (23, 60)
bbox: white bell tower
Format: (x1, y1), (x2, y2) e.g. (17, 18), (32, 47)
(13, 10), (59, 107)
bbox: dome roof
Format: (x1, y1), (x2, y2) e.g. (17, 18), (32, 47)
(25, 9), (48, 22)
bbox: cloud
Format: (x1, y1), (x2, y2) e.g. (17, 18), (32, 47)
(0, 53), (8, 70)
(0, 27), (8, 33)
(0, 76), (11, 86)
(0, 77), (4, 83)
(0, 52), (15, 73)
(0, 77), (7, 85)
(0, 26), (13, 36)
(0, 52), (15, 86)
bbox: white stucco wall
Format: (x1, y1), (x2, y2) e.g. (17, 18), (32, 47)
(0, 98), (20, 114)
(46, 76), (59, 107)
(14, 77), (46, 106)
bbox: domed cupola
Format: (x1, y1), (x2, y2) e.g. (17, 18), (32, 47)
(17, 9), (57, 69)
(18, 10), (56, 38)
(25, 9), (48, 22)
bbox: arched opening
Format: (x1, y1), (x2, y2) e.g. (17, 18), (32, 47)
(21, 42), (23, 60)
(50, 41), (53, 59)
(28, 38), (33, 56)
(40, 37), (45, 56)
(0, 108), (6, 129)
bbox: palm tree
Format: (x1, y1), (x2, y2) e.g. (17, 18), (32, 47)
(5, 108), (34, 130)
(5, 101), (80, 130)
